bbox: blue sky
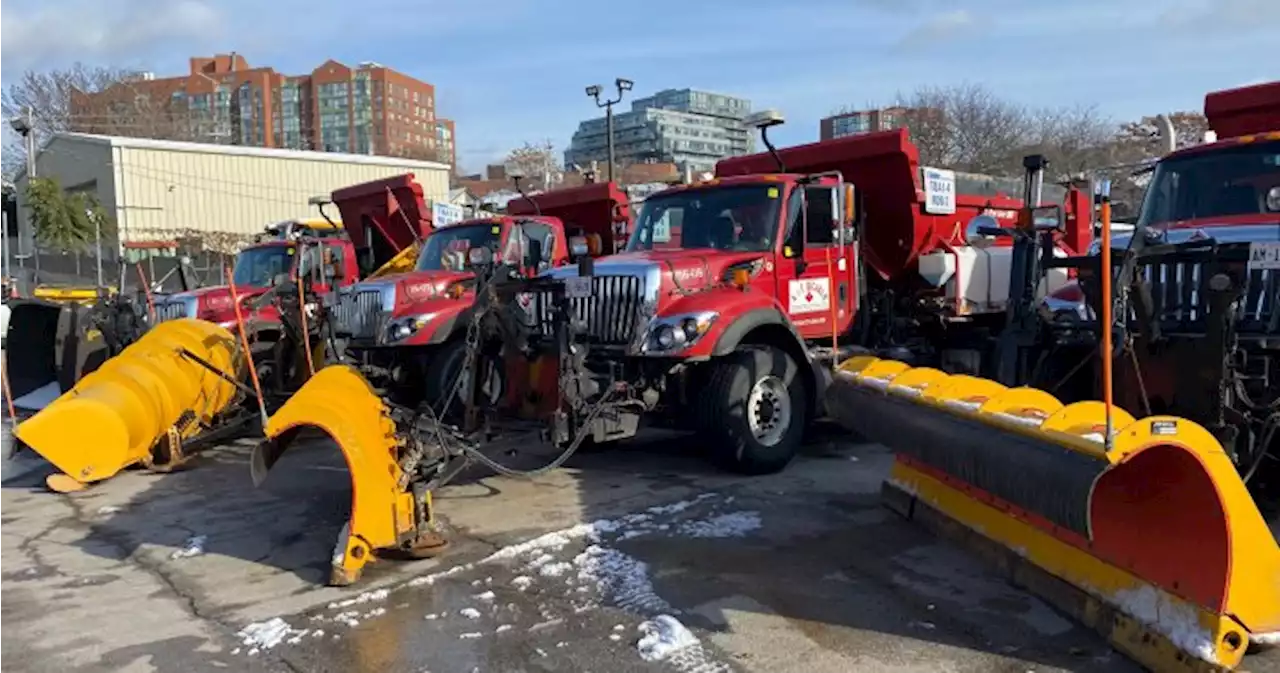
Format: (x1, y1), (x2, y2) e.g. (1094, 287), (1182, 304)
(2, 0), (1276, 173)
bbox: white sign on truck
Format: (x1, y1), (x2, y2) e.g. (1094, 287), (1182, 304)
(922, 167), (957, 215)
(432, 202), (466, 227)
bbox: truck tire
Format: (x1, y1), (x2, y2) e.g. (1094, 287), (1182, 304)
(424, 339), (502, 417)
(700, 345), (806, 475)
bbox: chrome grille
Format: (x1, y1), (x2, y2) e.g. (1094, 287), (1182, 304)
(529, 275), (646, 345)
(335, 289), (387, 339)
(154, 297), (195, 323)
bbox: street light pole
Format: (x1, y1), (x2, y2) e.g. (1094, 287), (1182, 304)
(10, 106), (37, 278)
(585, 78), (633, 183)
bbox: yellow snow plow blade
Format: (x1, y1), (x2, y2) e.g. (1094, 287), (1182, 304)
(827, 356), (1280, 672)
(14, 319), (243, 491)
(254, 364), (443, 586)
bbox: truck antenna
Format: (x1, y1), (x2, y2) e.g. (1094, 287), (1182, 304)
(745, 109), (787, 173)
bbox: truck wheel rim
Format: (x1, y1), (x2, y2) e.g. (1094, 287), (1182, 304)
(748, 375), (790, 446)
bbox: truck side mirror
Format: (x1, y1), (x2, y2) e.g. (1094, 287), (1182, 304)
(1031, 205), (1064, 231)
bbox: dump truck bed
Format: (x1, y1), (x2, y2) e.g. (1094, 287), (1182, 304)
(9, 426), (1262, 672)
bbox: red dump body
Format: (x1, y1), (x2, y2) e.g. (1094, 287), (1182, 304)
(331, 173), (434, 271)
(716, 129), (1090, 281)
(1205, 80), (1280, 139)
(507, 182), (632, 252)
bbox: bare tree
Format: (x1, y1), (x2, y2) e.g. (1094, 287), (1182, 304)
(1024, 104), (1119, 181)
(2, 64), (197, 178)
(503, 140), (562, 190)
(889, 83), (1032, 175)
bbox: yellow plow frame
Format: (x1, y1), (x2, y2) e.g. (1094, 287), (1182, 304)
(15, 319), (243, 492)
(827, 356), (1280, 671)
(254, 364), (445, 585)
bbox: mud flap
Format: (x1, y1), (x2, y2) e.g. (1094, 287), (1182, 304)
(257, 364), (433, 586)
(827, 356), (1280, 672)
(4, 299), (110, 410)
(13, 319), (241, 489)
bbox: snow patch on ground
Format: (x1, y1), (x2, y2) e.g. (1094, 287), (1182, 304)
(96, 505), (122, 515)
(637, 615), (731, 672)
(574, 544), (669, 613)
(235, 491), (747, 669)
(676, 511), (761, 538)
(170, 535), (207, 560)
(1113, 585), (1218, 664)
(238, 618), (308, 651)
(1252, 631), (1280, 646)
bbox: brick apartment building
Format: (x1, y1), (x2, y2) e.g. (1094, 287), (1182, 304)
(819, 105), (940, 141)
(70, 54), (457, 170)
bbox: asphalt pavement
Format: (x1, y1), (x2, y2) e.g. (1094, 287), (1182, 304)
(0, 423), (1269, 673)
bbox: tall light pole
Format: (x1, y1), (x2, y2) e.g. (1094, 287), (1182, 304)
(10, 107), (36, 277)
(585, 78), (632, 183)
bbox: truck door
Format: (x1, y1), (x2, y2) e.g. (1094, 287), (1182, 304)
(779, 184), (854, 340)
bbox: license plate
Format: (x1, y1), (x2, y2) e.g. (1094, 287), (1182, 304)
(565, 276), (592, 299)
(1249, 242), (1280, 271)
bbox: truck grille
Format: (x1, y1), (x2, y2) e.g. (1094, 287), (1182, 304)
(154, 298), (195, 323)
(1131, 245), (1280, 335)
(528, 275), (646, 345)
(334, 289), (387, 339)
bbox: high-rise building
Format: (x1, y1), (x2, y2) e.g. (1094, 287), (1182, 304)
(564, 88), (755, 175)
(820, 105), (940, 141)
(69, 54), (456, 170)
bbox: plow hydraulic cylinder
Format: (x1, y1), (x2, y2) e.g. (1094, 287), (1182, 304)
(826, 356), (1280, 672)
(14, 318), (243, 491)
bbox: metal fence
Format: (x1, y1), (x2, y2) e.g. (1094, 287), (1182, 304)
(7, 245), (235, 294)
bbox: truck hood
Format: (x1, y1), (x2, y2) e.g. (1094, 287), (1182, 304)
(590, 249), (767, 301)
(1092, 216), (1280, 253)
(348, 270), (474, 311)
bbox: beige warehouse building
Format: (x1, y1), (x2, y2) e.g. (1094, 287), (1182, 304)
(14, 132), (451, 251)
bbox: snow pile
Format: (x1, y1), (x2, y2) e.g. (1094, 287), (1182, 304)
(636, 614), (730, 672)
(170, 535), (207, 559)
(459, 607), (482, 619)
(1113, 585), (1217, 664)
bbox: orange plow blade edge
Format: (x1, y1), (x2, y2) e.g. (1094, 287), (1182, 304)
(254, 364), (444, 586)
(826, 356), (1280, 672)
(14, 318), (243, 492)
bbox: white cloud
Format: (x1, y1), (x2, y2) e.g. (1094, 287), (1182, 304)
(1, 0), (224, 75)
(895, 10), (975, 49)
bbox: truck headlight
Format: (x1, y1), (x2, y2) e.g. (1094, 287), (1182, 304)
(643, 311), (717, 354)
(385, 312), (438, 343)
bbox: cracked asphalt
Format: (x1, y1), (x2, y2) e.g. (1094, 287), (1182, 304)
(2, 420), (1277, 673)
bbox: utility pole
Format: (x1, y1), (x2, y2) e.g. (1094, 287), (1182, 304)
(585, 78), (633, 183)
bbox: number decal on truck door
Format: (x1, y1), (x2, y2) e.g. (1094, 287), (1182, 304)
(788, 278), (831, 314)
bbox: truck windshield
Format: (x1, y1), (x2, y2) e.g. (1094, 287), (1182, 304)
(1138, 140), (1280, 228)
(232, 245), (295, 287)
(415, 224), (501, 272)
(627, 184), (782, 253)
